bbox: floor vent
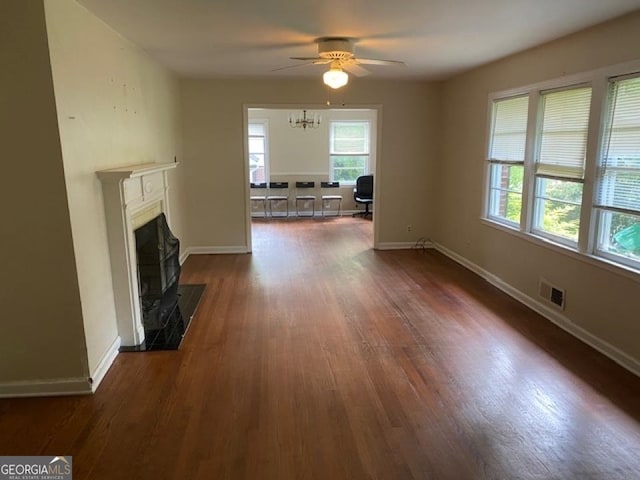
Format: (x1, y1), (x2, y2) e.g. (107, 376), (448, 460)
(539, 279), (565, 310)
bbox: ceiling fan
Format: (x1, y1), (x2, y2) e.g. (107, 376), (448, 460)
(276, 37), (406, 89)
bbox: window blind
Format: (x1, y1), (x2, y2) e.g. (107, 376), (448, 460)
(597, 76), (640, 214)
(536, 86), (592, 179)
(248, 123), (265, 136)
(249, 122), (266, 155)
(331, 122), (369, 154)
(248, 137), (264, 154)
(489, 96), (528, 162)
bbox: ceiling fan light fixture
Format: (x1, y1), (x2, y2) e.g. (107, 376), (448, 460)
(323, 67), (348, 89)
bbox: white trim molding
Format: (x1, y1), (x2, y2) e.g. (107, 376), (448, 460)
(0, 377), (92, 398)
(434, 242), (640, 378)
(0, 336), (122, 398)
(182, 246), (250, 258)
(376, 240), (434, 250)
(90, 336), (121, 393)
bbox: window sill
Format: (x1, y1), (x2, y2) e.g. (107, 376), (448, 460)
(480, 217), (640, 283)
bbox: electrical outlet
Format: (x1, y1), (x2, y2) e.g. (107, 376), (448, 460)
(407, 224), (412, 232)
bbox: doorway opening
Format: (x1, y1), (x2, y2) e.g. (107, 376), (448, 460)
(243, 105), (381, 252)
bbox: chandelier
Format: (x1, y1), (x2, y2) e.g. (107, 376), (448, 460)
(288, 110), (321, 130)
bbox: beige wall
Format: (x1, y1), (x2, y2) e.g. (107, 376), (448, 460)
(44, 0), (186, 375)
(438, 11), (640, 365)
(0, 1), (88, 383)
(181, 79), (441, 249)
(5, 1), (638, 393)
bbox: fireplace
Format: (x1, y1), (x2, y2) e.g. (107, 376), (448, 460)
(97, 162), (178, 347)
(135, 212), (181, 331)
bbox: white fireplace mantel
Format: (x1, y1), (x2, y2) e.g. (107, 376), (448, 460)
(97, 162), (178, 347)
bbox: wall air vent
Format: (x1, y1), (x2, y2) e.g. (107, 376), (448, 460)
(539, 278), (565, 311)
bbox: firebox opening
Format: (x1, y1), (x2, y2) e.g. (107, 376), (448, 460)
(132, 213), (183, 350)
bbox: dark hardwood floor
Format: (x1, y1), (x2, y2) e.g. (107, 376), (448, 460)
(1, 217), (640, 479)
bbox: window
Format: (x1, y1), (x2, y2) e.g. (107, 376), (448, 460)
(487, 96), (529, 225)
(330, 122), (370, 184)
(248, 121), (268, 183)
(483, 64), (640, 275)
(595, 75), (640, 269)
(533, 86), (592, 244)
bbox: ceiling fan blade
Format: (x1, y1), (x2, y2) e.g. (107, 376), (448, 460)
(343, 63), (371, 77)
(289, 57), (332, 65)
(356, 58), (407, 67)
(270, 62), (317, 72)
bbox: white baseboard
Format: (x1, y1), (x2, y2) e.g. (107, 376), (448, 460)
(0, 337), (121, 398)
(377, 240), (434, 250)
(182, 246), (250, 261)
(90, 336), (121, 393)
(0, 377), (92, 398)
(434, 242), (640, 378)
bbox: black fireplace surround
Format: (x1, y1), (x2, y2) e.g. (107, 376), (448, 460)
(134, 213), (182, 348)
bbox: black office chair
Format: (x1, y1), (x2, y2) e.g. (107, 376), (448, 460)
(352, 174), (373, 218)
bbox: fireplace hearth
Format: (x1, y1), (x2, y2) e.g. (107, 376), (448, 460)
(98, 162), (205, 352)
(122, 213), (203, 351)
(120, 283), (205, 351)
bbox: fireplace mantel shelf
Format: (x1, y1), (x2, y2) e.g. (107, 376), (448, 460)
(97, 162), (178, 182)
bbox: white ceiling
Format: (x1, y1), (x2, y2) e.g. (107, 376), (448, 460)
(77, 0), (640, 80)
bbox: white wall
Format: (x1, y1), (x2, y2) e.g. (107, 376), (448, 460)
(44, 0), (186, 378)
(254, 109), (327, 175)
(438, 11), (640, 371)
(250, 108), (377, 176)
(248, 108), (377, 211)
